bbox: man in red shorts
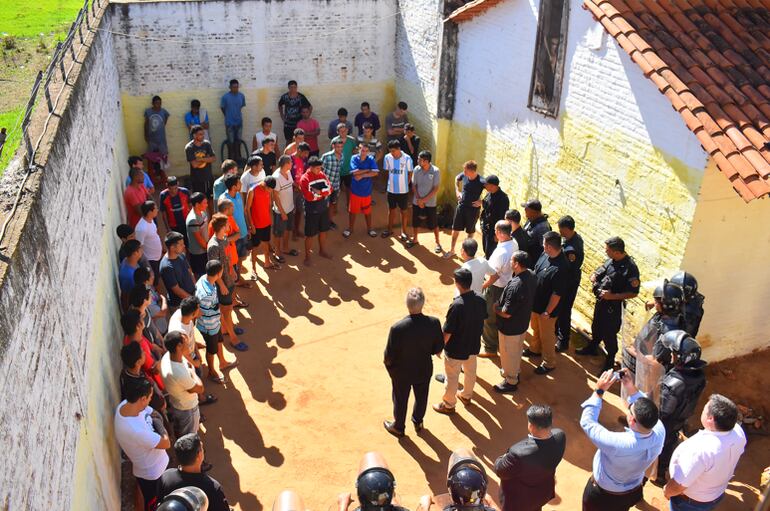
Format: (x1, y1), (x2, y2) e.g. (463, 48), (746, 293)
(343, 142), (379, 239)
(246, 176), (279, 274)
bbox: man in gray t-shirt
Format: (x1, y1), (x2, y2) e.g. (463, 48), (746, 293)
(144, 96), (170, 155)
(185, 195), (209, 277)
(409, 150), (442, 252)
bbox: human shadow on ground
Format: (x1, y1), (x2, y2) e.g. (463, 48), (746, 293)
(398, 430), (453, 497)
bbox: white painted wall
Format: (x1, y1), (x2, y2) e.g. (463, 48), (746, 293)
(112, 0), (398, 95)
(680, 159), (770, 361)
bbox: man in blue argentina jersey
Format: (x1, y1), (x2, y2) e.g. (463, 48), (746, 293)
(195, 260), (237, 383)
(382, 140), (414, 241)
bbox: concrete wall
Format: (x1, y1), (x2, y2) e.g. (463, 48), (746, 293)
(398, 0), (712, 344)
(111, 0), (398, 175)
(680, 160), (770, 361)
(0, 10), (125, 510)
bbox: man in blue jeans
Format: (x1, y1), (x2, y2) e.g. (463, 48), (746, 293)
(220, 79), (246, 159)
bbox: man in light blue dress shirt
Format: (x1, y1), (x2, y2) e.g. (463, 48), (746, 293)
(580, 369), (665, 511)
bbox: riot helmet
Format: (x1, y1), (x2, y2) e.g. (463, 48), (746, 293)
(356, 452), (396, 511)
(272, 490), (306, 511)
(447, 449), (488, 508)
(670, 271), (699, 301)
(657, 330), (701, 367)
(156, 486), (209, 511)
(653, 279), (684, 316)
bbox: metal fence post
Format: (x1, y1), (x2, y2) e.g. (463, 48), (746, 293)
(58, 43), (66, 82)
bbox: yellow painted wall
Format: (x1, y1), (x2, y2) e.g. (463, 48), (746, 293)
(680, 159), (770, 360)
(439, 114), (704, 344)
(122, 81), (396, 177)
(70, 114), (128, 511)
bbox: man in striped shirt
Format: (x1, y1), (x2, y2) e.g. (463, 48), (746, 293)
(194, 260), (236, 383)
(321, 138), (345, 230)
(382, 140), (414, 241)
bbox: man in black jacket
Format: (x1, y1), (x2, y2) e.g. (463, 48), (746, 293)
(384, 287), (444, 437)
(480, 175), (510, 259)
(521, 200), (551, 264)
(494, 404), (566, 511)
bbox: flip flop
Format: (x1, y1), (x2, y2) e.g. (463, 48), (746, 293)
(405, 239), (415, 248)
(287, 249), (299, 256)
(343, 229), (352, 239)
(434, 245), (443, 254)
(234, 301), (249, 309)
(200, 394), (218, 406)
(234, 326), (245, 335)
(273, 254), (286, 264)
(263, 263), (282, 271)
(381, 230), (391, 238)
(230, 342), (249, 352)
(399, 233), (409, 241)
(208, 374), (225, 384)
(368, 230), (378, 238)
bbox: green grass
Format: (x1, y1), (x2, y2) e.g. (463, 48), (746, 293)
(0, 107), (25, 171)
(0, 0), (83, 37)
(0, 0), (82, 174)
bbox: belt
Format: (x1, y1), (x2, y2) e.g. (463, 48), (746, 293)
(590, 477), (641, 496)
(676, 494), (721, 505)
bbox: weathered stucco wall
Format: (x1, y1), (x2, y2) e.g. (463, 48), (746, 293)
(0, 10), (126, 510)
(397, 0), (715, 348)
(111, 0), (398, 174)
(680, 160), (770, 361)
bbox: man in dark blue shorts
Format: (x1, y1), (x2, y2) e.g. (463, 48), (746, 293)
(445, 160), (484, 259)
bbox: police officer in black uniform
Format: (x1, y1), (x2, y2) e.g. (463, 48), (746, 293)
(670, 271), (705, 337)
(622, 280), (684, 393)
(480, 176), (510, 259)
(555, 215), (584, 352)
(576, 236), (640, 372)
(418, 449), (497, 511)
(521, 200), (551, 264)
(653, 330), (707, 486)
(339, 452), (410, 511)
(505, 209), (534, 267)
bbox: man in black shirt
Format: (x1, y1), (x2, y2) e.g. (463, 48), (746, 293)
(494, 405), (566, 511)
(445, 161), (484, 259)
(506, 209), (534, 268)
(278, 80), (312, 143)
(521, 200), (551, 264)
(157, 434), (231, 511)
(577, 236), (640, 372)
(524, 232), (568, 375)
(480, 175), (510, 259)
(555, 216), (585, 353)
(494, 251), (536, 393)
(434, 268), (487, 414)
(254, 136), (278, 174)
(383, 288), (444, 437)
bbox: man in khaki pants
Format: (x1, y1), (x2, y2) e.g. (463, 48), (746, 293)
(493, 251), (537, 393)
(433, 268), (488, 414)
(524, 231), (569, 375)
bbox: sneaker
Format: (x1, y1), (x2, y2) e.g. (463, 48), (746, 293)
(434, 373), (446, 383)
(555, 343), (569, 353)
(342, 229), (352, 239)
(522, 348), (541, 358)
(494, 381), (519, 393)
(432, 402), (456, 415)
(434, 244), (443, 254)
(330, 222), (338, 230)
(534, 364), (555, 375)
(414, 421), (424, 433)
(576, 346), (599, 356)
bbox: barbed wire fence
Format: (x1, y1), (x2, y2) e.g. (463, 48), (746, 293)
(0, 0), (105, 248)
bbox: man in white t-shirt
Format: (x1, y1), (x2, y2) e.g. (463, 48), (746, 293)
(480, 221), (518, 357)
(664, 394), (747, 510)
(252, 117), (279, 154)
(454, 239), (493, 297)
(160, 331), (204, 438)
(272, 154), (296, 260)
(114, 378), (170, 510)
(134, 200), (164, 283)
(240, 155), (267, 204)
(382, 139), (414, 241)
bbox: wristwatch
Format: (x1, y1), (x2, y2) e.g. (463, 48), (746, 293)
(595, 389), (605, 396)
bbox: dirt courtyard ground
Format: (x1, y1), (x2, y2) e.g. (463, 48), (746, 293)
(198, 199), (766, 511)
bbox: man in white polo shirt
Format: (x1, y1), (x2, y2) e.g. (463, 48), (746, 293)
(664, 394), (746, 511)
(480, 221), (517, 357)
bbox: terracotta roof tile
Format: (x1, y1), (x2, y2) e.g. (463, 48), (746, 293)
(584, 0), (770, 200)
(446, 0), (506, 22)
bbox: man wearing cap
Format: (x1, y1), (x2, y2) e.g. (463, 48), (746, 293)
(521, 200), (551, 264)
(159, 176), (192, 245)
(577, 236), (640, 373)
(480, 175), (509, 259)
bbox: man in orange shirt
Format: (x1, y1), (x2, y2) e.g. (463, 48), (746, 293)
(246, 176), (279, 274)
(124, 167), (150, 227)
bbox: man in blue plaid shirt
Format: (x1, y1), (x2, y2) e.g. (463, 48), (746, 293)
(321, 138), (345, 230)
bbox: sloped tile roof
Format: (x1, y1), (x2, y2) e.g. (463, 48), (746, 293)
(583, 0), (770, 201)
(447, 0), (506, 22)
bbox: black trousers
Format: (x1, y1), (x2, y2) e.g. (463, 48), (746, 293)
(391, 378), (430, 432)
(590, 300), (622, 367)
(582, 478), (642, 511)
(657, 422), (682, 479)
(482, 228), (497, 260)
(556, 279), (580, 346)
